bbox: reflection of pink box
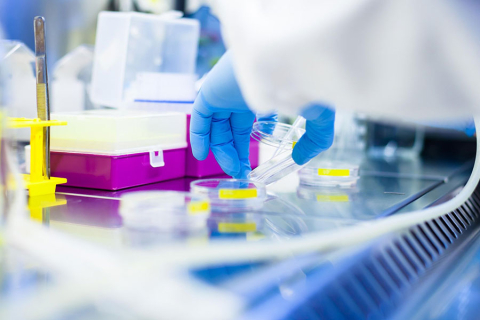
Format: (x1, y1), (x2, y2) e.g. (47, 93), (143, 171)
(185, 115), (259, 178)
(51, 148), (187, 190)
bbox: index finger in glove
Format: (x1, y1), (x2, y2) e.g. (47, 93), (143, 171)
(190, 93), (214, 161)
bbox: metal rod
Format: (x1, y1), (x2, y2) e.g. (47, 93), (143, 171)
(34, 16), (51, 179)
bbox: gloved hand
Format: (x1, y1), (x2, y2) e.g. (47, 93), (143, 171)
(292, 104), (336, 165)
(191, 51), (277, 179)
(191, 51), (335, 177)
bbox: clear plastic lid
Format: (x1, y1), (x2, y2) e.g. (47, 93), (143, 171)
(119, 191), (210, 232)
(249, 121), (306, 185)
(298, 160), (360, 188)
(190, 179), (267, 212)
(51, 110), (187, 155)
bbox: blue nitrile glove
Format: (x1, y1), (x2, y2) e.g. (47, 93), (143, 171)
(292, 104), (336, 165)
(424, 119), (476, 137)
(190, 52), (277, 179)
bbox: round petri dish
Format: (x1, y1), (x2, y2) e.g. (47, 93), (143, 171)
(190, 179), (267, 212)
(119, 191), (210, 233)
(298, 161), (360, 188)
(249, 121), (306, 185)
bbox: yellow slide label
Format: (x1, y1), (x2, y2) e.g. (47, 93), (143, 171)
(219, 189), (258, 199)
(317, 168), (350, 177)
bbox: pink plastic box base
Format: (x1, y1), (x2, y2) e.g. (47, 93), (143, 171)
(185, 114), (260, 178)
(51, 148), (187, 190)
(185, 140), (259, 178)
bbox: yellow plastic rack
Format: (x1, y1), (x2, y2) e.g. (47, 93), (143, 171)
(9, 118), (67, 196)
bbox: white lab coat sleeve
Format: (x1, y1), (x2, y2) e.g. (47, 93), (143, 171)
(214, 0), (480, 121)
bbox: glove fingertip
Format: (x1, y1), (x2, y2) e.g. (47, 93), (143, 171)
(224, 164), (241, 178)
(233, 159), (251, 179)
(211, 146), (241, 177)
(190, 134), (209, 161)
(192, 148), (208, 161)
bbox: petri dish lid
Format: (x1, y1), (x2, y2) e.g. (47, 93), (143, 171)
(251, 121), (305, 148)
(298, 161), (360, 188)
(120, 191), (210, 232)
(190, 179), (267, 211)
(300, 161), (360, 177)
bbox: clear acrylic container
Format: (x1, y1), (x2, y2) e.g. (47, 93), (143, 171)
(132, 72), (197, 109)
(0, 40), (37, 141)
(119, 191), (210, 232)
(249, 121), (306, 185)
(52, 45), (94, 113)
(91, 11), (199, 108)
(367, 122), (425, 159)
(190, 179), (266, 212)
(298, 160), (360, 188)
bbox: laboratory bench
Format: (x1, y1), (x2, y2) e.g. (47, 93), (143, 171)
(2, 154), (480, 320)
(48, 156), (473, 239)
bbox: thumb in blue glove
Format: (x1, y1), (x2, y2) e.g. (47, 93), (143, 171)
(292, 104), (336, 165)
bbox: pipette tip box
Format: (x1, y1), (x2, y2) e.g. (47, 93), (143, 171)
(50, 110), (187, 190)
(51, 148), (186, 190)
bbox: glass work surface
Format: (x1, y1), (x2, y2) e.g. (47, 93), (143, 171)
(7, 155), (475, 319)
(43, 156), (474, 249)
